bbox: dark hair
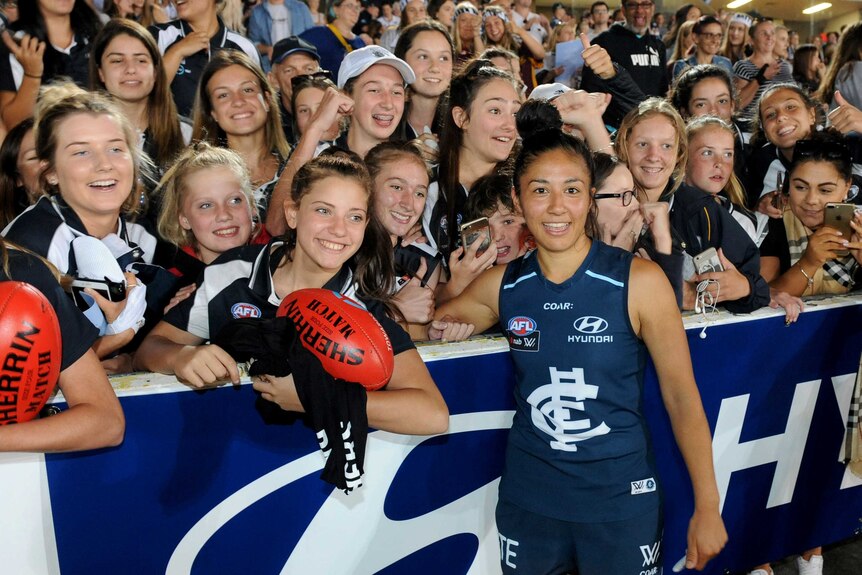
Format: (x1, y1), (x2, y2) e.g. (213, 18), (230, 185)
(465, 173), (514, 221)
(513, 126), (594, 197)
(692, 15), (720, 35)
(192, 50), (291, 160)
(590, 1), (608, 13)
(288, 155), (394, 300)
(15, 0), (102, 83)
(749, 18), (774, 38)
(364, 140), (430, 185)
(438, 59), (518, 250)
(591, 151), (623, 192)
(818, 21), (862, 104)
(290, 74), (339, 138)
(752, 82), (820, 146)
(669, 64), (737, 118)
(789, 129), (853, 183)
(792, 44), (820, 82)
(663, 4), (697, 47)
(516, 100), (563, 134)
(0, 118), (37, 229)
(90, 19), (185, 169)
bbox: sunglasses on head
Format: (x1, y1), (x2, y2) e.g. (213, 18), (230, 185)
(793, 138), (851, 165)
(290, 70), (333, 90)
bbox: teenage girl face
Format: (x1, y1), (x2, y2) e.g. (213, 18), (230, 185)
(484, 15), (506, 43)
(47, 113), (134, 222)
(686, 76), (734, 122)
(594, 163), (639, 239)
(455, 78), (519, 165)
(404, 31), (453, 99)
(759, 89), (815, 152)
(435, 0), (456, 27)
(685, 6), (701, 20)
(489, 202), (526, 264)
(16, 128), (40, 201)
(295, 86), (341, 140)
(38, 0), (74, 17)
(685, 125), (734, 195)
(286, 176), (369, 273)
(727, 22), (747, 47)
(350, 64), (406, 142)
(625, 114), (679, 199)
(517, 147), (593, 254)
(458, 12), (476, 41)
(179, 166), (254, 264)
(403, 0), (427, 25)
(99, 34), (156, 105)
(373, 155), (429, 239)
(788, 160), (851, 229)
(207, 65), (269, 138)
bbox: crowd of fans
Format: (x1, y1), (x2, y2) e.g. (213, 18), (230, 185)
(0, 1), (860, 572)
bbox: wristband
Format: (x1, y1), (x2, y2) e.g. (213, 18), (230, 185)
(754, 64), (768, 85)
(23, 72), (42, 79)
(799, 265), (815, 290)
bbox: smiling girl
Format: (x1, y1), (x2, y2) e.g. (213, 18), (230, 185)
(431, 123), (726, 575)
(156, 143), (266, 285)
(192, 50), (290, 223)
(615, 98), (769, 312)
(135, 155), (449, 435)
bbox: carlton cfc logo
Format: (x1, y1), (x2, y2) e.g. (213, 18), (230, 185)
(508, 316), (536, 336)
(231, 302), (262, 319)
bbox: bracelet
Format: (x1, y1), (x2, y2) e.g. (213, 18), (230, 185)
(23, 72), (42, 79)
(799, 265), (815, 289)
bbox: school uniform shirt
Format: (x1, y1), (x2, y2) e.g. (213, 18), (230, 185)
(497, 243), (660, 522)
(149, 17), (261, 117)
(421, 177), (468, 258)
(2, 196), (158, 275)
(0, 30), (93, 92)
(163, 239), (414, 356)
(1, 249), (98, 371)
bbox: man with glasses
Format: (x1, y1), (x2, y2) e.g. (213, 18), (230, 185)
(580, 0), (668, 128)
(268, 36), (322, 145)
(588, 1), (610, 40)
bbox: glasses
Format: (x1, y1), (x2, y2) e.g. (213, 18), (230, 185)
(624, 1), (653, 11)
(339, 2), (362, 11)
(594, 189), (639, 206)
(793, 139), (851, 165)
(698, 32), (723, 41)
(290, 70), (332, 89)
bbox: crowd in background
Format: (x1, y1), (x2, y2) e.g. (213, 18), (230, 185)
(0, 1), (860, 572)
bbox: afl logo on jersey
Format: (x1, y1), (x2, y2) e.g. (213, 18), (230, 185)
(231, 302), (262, 319)
(507, 316), (540, 352)
(508, 316), (536, 336)
(573, 316), (608, 334)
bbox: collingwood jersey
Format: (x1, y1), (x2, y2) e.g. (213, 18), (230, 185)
(497, 241), (660, 522)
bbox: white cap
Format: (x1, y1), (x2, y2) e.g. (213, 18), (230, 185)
(337, 46), (416, 89)
(72, 235), (125, 282)
(528, 82), (572, 102)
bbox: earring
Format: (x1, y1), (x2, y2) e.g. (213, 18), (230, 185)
(48, 177), (58, 186)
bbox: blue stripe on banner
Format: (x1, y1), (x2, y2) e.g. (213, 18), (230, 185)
(585, 270), (624, 287)
(503, 272), (537, 290)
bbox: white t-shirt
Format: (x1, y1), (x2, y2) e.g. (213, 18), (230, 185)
(266, 2), (292, 44)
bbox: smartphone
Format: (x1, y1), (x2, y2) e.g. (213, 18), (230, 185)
(460, 217), (492, 255)
(693, 247), (724, 274)
(69, 278), (126, 311)
(824, 203), (857, 256)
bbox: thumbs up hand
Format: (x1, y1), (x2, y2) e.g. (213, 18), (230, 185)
(828, 90), (862, 135)
(581, 33), (616, 80)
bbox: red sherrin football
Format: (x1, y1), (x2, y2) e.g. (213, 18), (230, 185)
(277, 289), (394, 391)
(0, 282), (62, 424)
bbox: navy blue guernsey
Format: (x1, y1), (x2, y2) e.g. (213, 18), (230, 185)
(497, 241), (660, 522)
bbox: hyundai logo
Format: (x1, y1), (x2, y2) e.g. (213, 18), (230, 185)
(573, 316), (608, 334)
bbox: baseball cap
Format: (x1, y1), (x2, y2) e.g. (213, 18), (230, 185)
(337, 46), (416, 88)
(271, 36), (320, 65)
(528, 82), (572, 102)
